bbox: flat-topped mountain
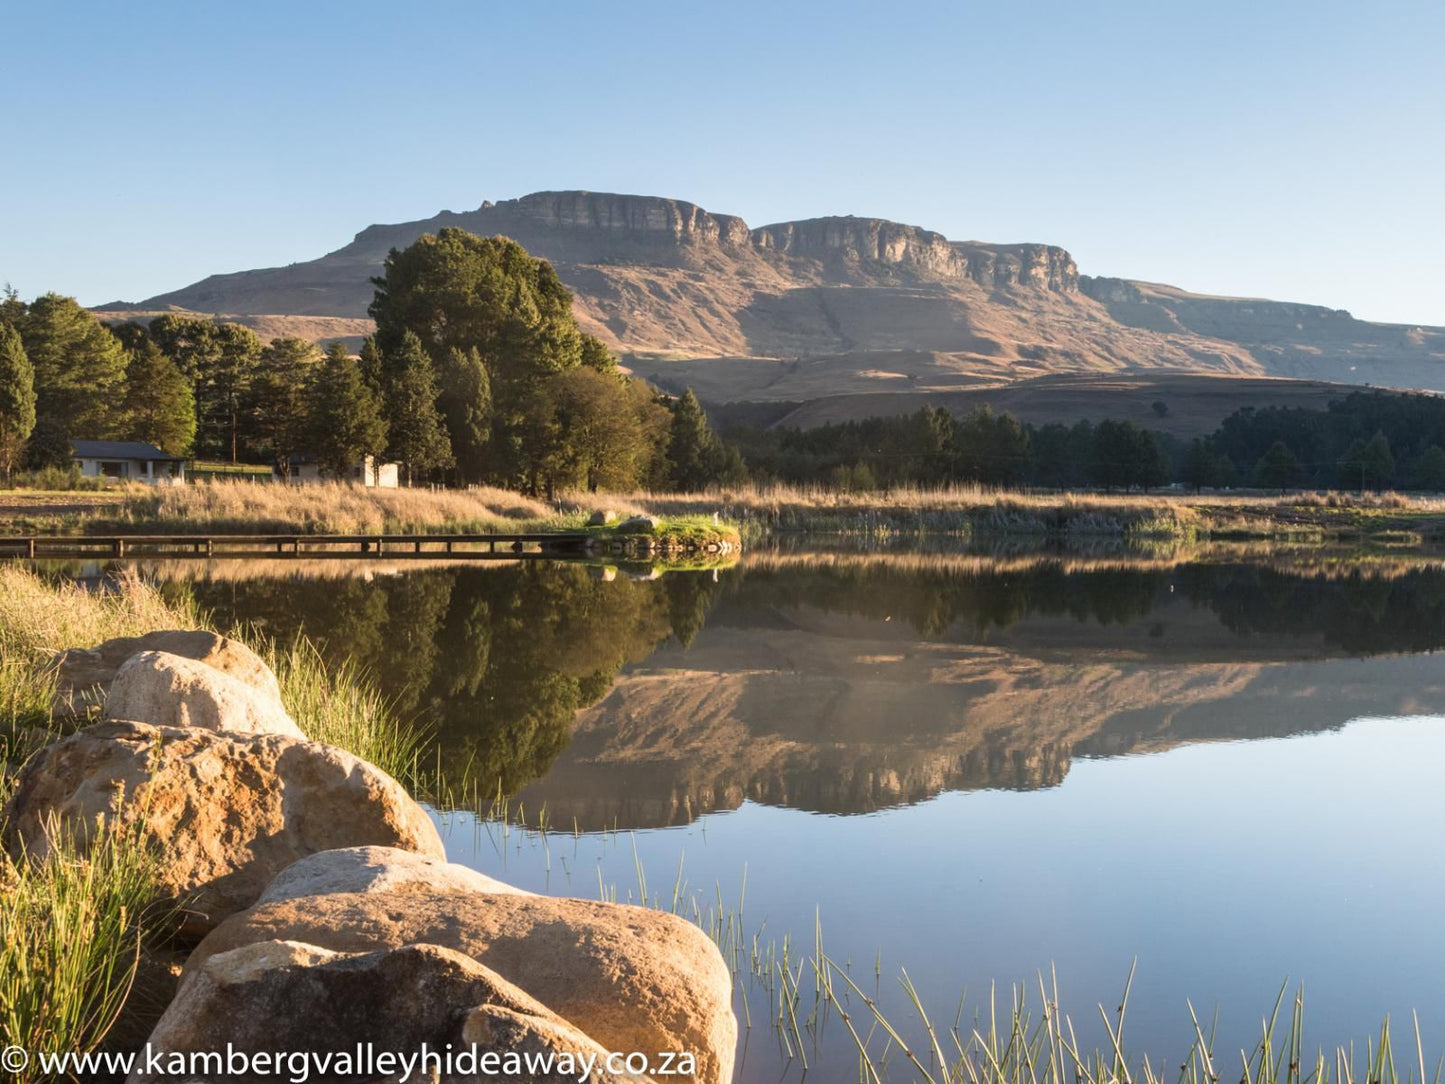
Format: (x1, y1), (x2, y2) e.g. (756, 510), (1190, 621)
(114, 189), (1445, 417)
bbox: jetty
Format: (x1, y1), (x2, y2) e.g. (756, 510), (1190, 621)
(0, 532), (592, 559)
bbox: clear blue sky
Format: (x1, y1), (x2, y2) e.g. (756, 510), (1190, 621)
(2, 0), (1441, 324)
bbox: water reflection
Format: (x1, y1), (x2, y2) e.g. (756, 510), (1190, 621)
(98, 550), (1445, 827)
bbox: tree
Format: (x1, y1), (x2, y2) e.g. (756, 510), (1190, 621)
(19, 293), (128, 449)
(545, 367), (648, 492)
(1411, 445), (1445, 491)
(202, 324), (262, 462)
(438, 346), (492, 483)
(247, 338), (320, 478)
(1363, 431), (1395, 490)
(579, 334), (618, 375)
(383, 332), (452, 485)
(369, 229), (582, 383)
(121, 340), (196, 455)
(667, 389), (716, 490)
(1255, 440), (1302, 492)
(308, 342), (388, 481)
(1182, 438), (1223, 492)
(0, 321), (36, 481)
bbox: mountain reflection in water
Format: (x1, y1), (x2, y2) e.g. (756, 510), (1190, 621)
(110, 550), (1445, 829)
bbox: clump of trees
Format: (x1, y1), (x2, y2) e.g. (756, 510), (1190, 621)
(363, 228), (740, 493)
(728, 408), (1175, 492)
(0, 231), (743, 492)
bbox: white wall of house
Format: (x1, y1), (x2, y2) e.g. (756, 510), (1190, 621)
(75, 457), (185, 484)
(287, 456), (399, 488)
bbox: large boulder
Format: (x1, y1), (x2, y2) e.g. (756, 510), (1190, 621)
(191, 887), (736, 1084)
(105, 651), (302, 739)
(617, 514), (659, 534)
(2, 722), (443, 934)
(132, 940), (648, 1084)
(259, 846), (529, 905)
(53, 629), (280, 717)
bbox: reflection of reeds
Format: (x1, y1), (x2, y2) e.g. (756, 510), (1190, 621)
(741, 545), (1445, 581)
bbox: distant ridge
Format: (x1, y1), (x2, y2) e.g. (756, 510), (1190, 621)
(111, 190), (1445, 410)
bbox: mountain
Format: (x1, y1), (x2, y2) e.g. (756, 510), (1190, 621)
(111, 190), (1445, 426)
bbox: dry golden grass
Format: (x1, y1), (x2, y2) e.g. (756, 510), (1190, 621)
(107, 481), (649, 535)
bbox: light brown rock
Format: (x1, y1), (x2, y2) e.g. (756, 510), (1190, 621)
(191, 887), (736, 1084)
(259, 845), (528, 905)
(105, 650), (302, 738)
(53, 629), (281, 717)
(2, 722), (443, 934)
(132, 940), (646, 1084)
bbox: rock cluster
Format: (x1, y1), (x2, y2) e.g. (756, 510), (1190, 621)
(3, 630), (737, 1084)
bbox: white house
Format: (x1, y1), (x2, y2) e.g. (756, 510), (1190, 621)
(286, 454), (399, 488)
(71, 440), (186, 485)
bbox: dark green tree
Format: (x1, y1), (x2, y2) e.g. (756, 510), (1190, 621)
(122, 340), (196, 455)
(0, 321), (37, 481)
(579, 334), (618, 375)
(1410, 445), (1445, 491)
(667, 389), (717, 490)
(1255, 440), (1302, 492)
(308, 342), (388, 481)
(148, 314), (217, 382)
(247, 338), (320, 478)
(438, 346), (492, 483)
(369, 229), (582, 381)
(384, 331), (453, 485)
(203, 324), (263, 462)
(19, 293), (128, 448)
(1182, 438), (1223, 492)
(545, 367), (648, 492)
(1363, 430), (1395, 490)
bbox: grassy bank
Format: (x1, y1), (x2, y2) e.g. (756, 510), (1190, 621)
(0, 566), (434, 1072)
(0, 566), (423, 779)
(0, 482), (742, 553)
(624, 483), (1445, 543)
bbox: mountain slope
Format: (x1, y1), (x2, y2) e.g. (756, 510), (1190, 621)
(119, 190), (1445, 402)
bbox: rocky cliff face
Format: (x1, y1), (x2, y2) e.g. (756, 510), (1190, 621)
(499, 191), (753, 248)
(119, 189), (1445, 398)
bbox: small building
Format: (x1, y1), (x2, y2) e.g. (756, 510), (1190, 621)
(286, 454), (399, 488)
(71, 440), (186, 485)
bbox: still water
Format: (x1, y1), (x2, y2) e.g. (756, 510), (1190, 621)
(81, 550), (1445, 1080)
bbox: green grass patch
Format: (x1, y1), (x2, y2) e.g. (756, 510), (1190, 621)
(0, 796), (173, 1083)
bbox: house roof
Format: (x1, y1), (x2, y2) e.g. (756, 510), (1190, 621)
(71, 440), (180, 461)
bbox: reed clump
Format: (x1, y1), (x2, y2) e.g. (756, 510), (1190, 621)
(0, 803), (172, 1084)
(0, 566), (424, 787)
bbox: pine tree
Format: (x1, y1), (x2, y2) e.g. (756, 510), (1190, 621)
(122, 340), (196, 455)
(308, 342), (388, 481)
(0, 321), (37, 481)
(667, 389), (714, 490)
(19, 293), (128, 450)
(384, 332), (453, 485)
(247, 338), (320, 479)
(1411, 445), (1445, 491)
(200, 323), (261, 462)
(1256, 440), (1302, 492)
(438, 345), (492, 483)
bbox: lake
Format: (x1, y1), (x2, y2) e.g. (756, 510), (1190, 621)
(58, 547), (1445, 1081)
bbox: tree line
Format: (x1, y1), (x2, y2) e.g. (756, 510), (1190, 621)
(722, 390), (1445, 494)
(8, 226), (1445, 495)
(0, 229), (742, 490)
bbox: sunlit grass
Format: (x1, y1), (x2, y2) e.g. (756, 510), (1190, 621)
(0, 566), (427, 787)
(0, 802), (172, 1083)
